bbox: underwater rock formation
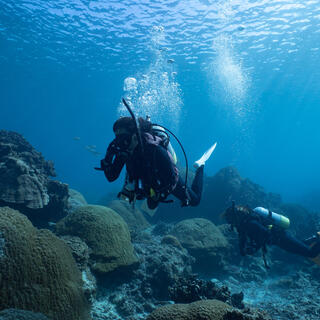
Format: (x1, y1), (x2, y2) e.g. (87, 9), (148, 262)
(156, 166), (282, 224)
(278, 203), (319, 239)
(0, 309), (51, 320)
(0, 207), (90, 320)
(171, 218), (230, 273)
(147, 299), (270, 320)
(0, 130), (69, 226)
(108, 200), (150, 238)
(55, 205), (138, 274)
(68, 188), (88, 213)
(201, 166), (282, 223)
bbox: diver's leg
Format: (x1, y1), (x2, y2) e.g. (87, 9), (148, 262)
(189, 165), (204, 206)
(172, 176), (199, 206)
(273, 232), (319, 258)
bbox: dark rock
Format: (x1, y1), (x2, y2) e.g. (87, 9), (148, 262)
(0, 130), (69, 226)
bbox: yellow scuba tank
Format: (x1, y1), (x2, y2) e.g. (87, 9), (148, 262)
(253, 207), (290, 229)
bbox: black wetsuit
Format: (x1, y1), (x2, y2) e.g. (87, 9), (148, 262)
(238, 219), (320, 259)
(103, 137), (203, 207)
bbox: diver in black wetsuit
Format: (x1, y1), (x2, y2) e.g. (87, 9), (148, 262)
(222, 203), (320, 267)
(97, 117), (214, 210)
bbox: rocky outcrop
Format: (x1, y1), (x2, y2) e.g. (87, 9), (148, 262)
(108, 200), (150, 238)
(201, 166), (282, 223)
(55, 205), (138, 275)
(0, 130), (69, 226)
(171, 218), (230, 273)
(0, 207), (90, 320)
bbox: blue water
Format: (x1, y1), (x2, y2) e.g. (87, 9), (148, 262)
(1, 0), (320, 207)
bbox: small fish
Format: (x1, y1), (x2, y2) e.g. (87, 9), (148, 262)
(85, 146), (101, 156)
(167, 59), (175, 64)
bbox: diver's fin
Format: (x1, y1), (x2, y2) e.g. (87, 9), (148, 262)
(140, 199), (158, 217)
(194, 142), (217, 169)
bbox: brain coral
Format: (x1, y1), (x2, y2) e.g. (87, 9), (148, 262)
(55, 205), (138, 274)
(147, 299), (231, 320)
(0, 207), (90, 320)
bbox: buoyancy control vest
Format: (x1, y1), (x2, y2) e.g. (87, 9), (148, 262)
(118, 125), (179, 203)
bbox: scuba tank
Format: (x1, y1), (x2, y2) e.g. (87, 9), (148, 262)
(253, 207), (290, 229)
(146, 116), (178, 165)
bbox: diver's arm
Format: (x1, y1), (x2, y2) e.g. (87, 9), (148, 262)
(101, 140), (128, 182)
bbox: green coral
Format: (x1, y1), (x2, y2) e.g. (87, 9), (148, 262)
(0, 207), (90, 320)
(55, 205), (138, 274)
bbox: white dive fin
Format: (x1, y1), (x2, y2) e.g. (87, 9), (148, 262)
(140, 199), (158, 217)
(194, 142), (217, 168)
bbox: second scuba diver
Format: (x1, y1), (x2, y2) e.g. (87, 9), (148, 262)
(97, 114), (216, 211)
(222, 202), (320, 267)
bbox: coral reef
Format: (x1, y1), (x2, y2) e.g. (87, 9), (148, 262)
(91, 228), (194, 320)
(146, 299), (227, 320)
(171, 218), (230, 273)
(55, 205), (138, 274)
(108, 200), (150, 238)
(222, 262), (320, 320)
(0, 130), (69, 226)
(0, 207), (90, 320)
(147, 299), (270, 320)
(0, 309), (51, 320)
(168, 275), (244, 309)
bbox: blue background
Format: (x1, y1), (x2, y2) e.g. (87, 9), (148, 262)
(1, 0), (319, 209)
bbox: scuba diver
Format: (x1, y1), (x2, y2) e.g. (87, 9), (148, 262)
(222, 202), (320, 267)
(96, 99), (216, 211)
